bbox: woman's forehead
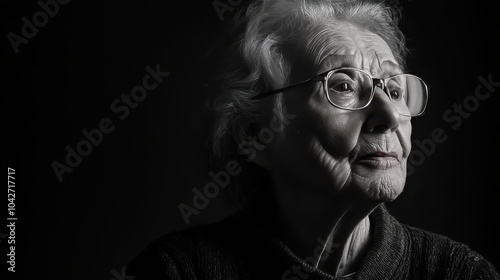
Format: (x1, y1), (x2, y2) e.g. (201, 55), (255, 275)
(297, 23), (401, 77)
(321, 53), (402, 77)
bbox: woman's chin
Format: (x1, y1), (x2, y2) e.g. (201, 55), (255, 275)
(349, 170), (406, 202)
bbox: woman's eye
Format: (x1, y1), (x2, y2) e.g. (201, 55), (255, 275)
(331, 82), (354, 93)
(390, 89), (402, 100)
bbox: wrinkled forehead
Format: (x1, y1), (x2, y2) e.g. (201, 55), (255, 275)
(295, 21), (402, 78)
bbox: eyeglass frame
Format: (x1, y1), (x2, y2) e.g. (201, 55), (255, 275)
(252, 67), (429, 117)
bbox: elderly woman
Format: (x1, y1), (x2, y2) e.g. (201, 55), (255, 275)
(129, 0), (499, 279)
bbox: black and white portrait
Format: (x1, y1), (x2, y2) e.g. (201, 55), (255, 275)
(5, 0), (500, 279)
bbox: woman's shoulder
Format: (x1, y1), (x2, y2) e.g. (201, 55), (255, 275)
(155, 213), (251, 251)
(397, 220), (500, 279)
(401, 222), (484, 256)
(126, 211), (261, 279)
(369, 205), (499, 279)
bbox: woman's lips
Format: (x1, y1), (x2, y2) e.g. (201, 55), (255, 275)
(356, 151), (399, 168)
(358, 151), (398, 159)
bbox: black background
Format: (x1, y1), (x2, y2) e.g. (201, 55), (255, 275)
(3, 0), (500, 279)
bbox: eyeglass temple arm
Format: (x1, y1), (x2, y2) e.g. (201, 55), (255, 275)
(251, 75), (325, 100)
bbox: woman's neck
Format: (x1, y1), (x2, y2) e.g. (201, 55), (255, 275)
(271, 175), (379, 276)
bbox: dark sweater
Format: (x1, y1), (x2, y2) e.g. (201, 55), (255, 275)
(128, 205), (500, 279)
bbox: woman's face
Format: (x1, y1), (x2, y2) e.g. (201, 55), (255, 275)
(265, 24), (412, 202)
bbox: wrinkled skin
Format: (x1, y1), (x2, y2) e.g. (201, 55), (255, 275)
(263, 22), (412, 203)
(252, 23), (413, 275)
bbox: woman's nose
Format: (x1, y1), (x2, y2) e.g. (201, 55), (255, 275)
(364, 87), (401, 133)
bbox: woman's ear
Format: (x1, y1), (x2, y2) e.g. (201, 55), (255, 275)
(233, 123), (272, 169)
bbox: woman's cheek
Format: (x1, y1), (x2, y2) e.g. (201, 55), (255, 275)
(315, 111), (363, 159)
(398, 120), (412, 158)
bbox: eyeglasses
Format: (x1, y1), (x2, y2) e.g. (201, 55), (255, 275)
(252, 67), (429, 117)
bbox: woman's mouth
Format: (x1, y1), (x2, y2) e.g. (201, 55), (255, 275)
(355, 151), (400, 168)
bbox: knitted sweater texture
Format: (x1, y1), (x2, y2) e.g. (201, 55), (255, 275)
(128, 205), (500, 279)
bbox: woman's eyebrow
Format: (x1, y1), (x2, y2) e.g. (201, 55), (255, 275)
(319, 54), (402, 76)
(371, 52), (402, 77)
(320, 54), (359, 70)
(377, 60), (403, 76)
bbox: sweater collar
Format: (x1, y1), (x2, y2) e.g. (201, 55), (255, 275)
(268, 204), (407, 280)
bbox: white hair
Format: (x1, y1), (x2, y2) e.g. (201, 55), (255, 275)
(206, 0), (407, 159)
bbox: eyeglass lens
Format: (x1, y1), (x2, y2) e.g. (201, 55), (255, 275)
(326, 69), (427, 116)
